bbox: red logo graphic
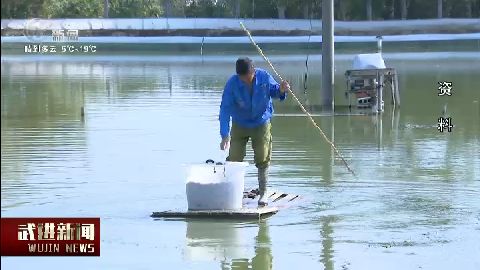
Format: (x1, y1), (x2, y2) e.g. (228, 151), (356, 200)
(1, 217), (100, 256)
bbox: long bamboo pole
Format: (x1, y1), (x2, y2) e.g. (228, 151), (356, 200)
(239, 22), (356, 177)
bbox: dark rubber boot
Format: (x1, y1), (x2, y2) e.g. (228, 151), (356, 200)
(258, 167), (268, 206)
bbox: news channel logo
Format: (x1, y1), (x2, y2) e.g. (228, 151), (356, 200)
(23, 18), (80, 42)
(24, 18), (57, 42)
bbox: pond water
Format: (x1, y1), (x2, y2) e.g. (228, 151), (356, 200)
(1, 49), (479, 269)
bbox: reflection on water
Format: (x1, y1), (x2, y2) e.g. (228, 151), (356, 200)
(250, 221), (273, 270)
(184, 220), (273, 270)
(1, 69), (88, 209)
(185, 220), (252, 262)
(319, 216), (336, 270)
(1, 52), (479, 270)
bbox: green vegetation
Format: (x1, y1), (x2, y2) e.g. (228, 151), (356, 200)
(42, 0), (104, 18)
(1, 0), (479, 19)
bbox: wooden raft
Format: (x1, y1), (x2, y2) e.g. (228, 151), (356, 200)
(151, 188), (301, 220)
(151, 207), (278, 219)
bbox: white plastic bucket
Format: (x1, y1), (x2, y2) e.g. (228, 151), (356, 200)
(185, 161), (248, 210)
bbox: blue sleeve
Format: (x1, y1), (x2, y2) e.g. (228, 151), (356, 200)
(219, 80), (233, 139)
(268, 72), (287, 101)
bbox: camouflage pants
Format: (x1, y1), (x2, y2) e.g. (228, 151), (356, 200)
(227, 121), (272, 169)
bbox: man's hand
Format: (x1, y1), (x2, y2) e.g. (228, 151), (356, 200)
(220, 137), (230, 150)
(280, 80), (290, 93)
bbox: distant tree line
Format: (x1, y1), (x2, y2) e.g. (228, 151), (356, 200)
(2, 0), (479, 20)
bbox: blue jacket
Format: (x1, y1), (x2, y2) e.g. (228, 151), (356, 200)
(219, 68), (287, 139)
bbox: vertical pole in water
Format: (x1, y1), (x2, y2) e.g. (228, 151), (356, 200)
(378, 113), (383, 148)
(376, 36), (384, 113)
(376, 35), (383, 53)
(379, 74), (384, 112)
(394, 74), (400, 106)
(322, 0), (334, 110)
(375, 71), (384, 113)
(321, 116), (335, 183)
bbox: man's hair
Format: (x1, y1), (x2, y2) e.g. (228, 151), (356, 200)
(236, 57), (253, 75)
